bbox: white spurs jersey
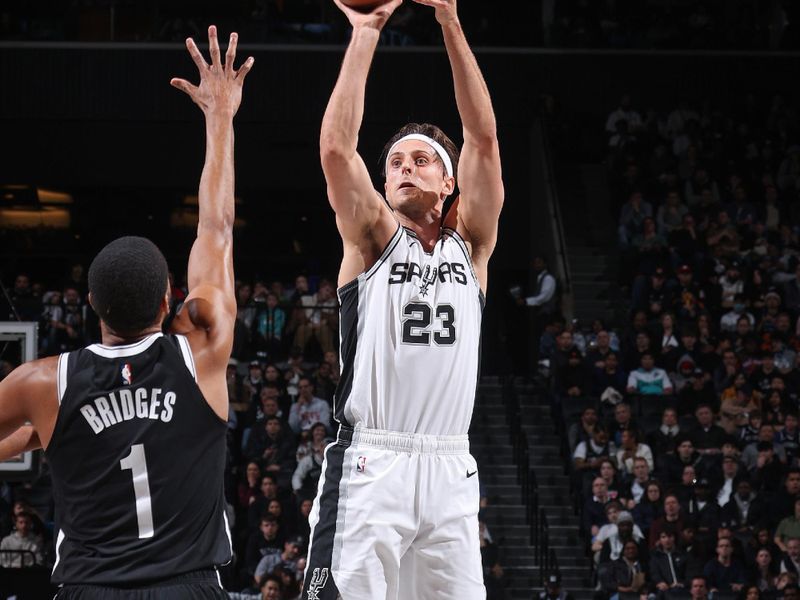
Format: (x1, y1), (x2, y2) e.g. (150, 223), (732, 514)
(335, 224), (484, 435)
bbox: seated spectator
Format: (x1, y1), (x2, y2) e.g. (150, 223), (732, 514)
(748, 547), (779, 594)
(714, 349), (741, 394)
(557, 349), (589, 398)
(243, 416), (296, 488)
(245, 514), (283, 578)
(780, 538), (800, 576)
(690, 404), (727, 457)
(247, 474), (281, 530)
(778, 504), (800, 554)
(600, 539), (648, 600)
(616, 432), (655, 480)
(678, 368), (718, 418)
(593, 353), (628, 399)
(626, 352), (674, 397)
(238, 461), (263, 511)
(684, 478), (721, 545)
(583, 477), (611, 539)
(719, 382), (758, 436)
(649, 494), (686, 549)
(778, 413), (800, 469)
(650, 530), (688, 596)
(254, 536), (304, 587)
(703, 537), (745, 594)
(689, 576), (709, 600)
(619, 190), (653, 249)
(648, 407), (681, 469)
(632, 480), (663, 537)
(291, 440), (325, 497)
(750, 441), (786, 494)
(599, 458), (625, 501)
(663, 436), (704, 487)
(573, 425), (616, 479)
(714, 454), (743, 507)
(538, 572), (575, 600)
(586, 330), (615, 370)
(288, 378), (331, 436)
(742, 424), (787, 471)
(722, 479), (766, 538)
(568, 406), (599, 453)
(609, 402), (642, 447)
(597, 510), (646, 563)
(721, 294), (755, 333)
(0, 512), (43, 567)
(621, 457), (652, 508)
(295, 422), (330, 463)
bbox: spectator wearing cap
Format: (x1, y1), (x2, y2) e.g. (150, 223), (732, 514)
(593, 502), (644, 555)
(631, 267), (672, 321)
(703, 536), (745, 594)
(254, 535), (305, 586)
(650, 529), (688, 596)
(750, 440), (785, 494)
(721, 294), (755, 333)
(244, 361), (266, 407)
(722, 480), (766, 537)
(679, 368), (717, 418)
(538, 572), (575, 600)
(627, 352), (674, 397)
(776, 499), (800, 553)
(691, 405), (727, 456)
(719, 261), (746, 311)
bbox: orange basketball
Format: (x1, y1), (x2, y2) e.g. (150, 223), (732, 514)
(340, 0), (392, 12)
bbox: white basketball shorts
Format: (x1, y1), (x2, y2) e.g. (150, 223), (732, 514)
(301, 425), (485, 600)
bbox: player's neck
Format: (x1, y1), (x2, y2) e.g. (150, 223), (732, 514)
(99, 322), (163, 347)
(397, 213), (441, 253)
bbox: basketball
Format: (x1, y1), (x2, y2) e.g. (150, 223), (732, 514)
(340, 0), (392, 12)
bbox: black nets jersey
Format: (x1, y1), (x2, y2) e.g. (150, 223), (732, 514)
(46, 333), (232, 585)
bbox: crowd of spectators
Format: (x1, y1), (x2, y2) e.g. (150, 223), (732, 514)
(540, 88), (800, 599)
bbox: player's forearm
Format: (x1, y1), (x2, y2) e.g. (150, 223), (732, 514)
(320, 27), (380, 159)
(198, 115), (236, 236)
(441, 21), (497, 145)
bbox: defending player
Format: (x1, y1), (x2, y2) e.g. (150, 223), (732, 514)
(0, 26), (252, 598)
(303, 0), (504, 598)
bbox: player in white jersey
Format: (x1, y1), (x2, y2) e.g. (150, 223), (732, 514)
(301, 0), (504, 598)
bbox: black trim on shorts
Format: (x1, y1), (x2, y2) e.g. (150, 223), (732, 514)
(302, 442), (346, 600)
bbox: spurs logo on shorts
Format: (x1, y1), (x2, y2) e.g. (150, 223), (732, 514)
(306, 567), (329, 599)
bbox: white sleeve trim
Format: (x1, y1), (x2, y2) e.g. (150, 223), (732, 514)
(175, 335), (197, 381)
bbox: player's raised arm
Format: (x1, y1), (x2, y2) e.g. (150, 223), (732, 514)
(321, 0), (403, 285)
(415, 0), (504, 291)
(170, 25), (253, 419)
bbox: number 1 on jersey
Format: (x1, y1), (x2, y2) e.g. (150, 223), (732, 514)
(120, 444), (155, 539)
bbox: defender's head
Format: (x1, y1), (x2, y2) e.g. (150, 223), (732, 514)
(381, 123), (459, 218)
(88, 236), (169, 337)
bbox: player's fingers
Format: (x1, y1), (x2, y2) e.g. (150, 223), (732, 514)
(208, 25), (222, 69)
(170, 78), (197, 96)
(225, 32), (238, 72)
(235, 56), (255, 82)
(185, 38), (208, 72)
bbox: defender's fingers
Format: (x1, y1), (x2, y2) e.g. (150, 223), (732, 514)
(208, 25), (222, 68)
(235, 56), (255, 82)
(225, 32), (238, 71)
(185, 38), (208, 72)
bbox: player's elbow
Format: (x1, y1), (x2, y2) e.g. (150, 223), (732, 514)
(320, 132), (355, 165)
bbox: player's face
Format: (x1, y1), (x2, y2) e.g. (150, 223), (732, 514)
(384, 139), (454, 217)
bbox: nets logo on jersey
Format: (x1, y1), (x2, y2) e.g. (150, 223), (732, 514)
(307, 567), (329, 599)
(121, 363), (133, 385)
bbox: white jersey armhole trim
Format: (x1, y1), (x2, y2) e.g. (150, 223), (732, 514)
(175, 335), (197, 382)
(56, 353), (69, 406)
(51, 529), (65, 574)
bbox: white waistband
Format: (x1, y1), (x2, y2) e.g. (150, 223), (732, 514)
(341, 426), (470, 455)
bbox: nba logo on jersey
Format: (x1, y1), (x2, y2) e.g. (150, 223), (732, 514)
(307, 567), (329, 599)
(121, 363), (133, 385)
(356, 456), (367, 473)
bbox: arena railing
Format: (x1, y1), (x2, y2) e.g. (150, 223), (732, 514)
(0, 549), (39, 567)
(502, 378), (561, 586)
